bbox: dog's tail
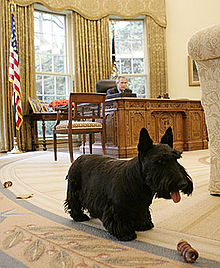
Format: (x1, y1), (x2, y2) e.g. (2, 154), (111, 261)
(64, 174), (71, 213)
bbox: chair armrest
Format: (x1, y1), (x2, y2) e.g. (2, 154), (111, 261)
(188, 24), (220, 61)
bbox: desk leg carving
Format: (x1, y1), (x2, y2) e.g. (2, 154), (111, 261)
(42, 119), (47, 151)
(30, 119), (36, 151)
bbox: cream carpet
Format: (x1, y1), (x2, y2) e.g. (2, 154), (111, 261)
(0, 149), (219, 267)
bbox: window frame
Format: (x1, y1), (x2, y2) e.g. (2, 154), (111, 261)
(33, 5), (74, 139)
(109, 17), (149, 98)
(34, 5), (74, 105)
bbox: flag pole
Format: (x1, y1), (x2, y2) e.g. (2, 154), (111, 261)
(8, 2), (22, 154)
(111, 21), (118, 79)
(8, 94), (22, 154)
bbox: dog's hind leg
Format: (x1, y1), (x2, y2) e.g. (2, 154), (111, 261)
(64, 180), (90, 222)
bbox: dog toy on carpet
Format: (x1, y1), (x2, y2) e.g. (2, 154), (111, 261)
(3, 181), (13, 188)
(177, 239), (199, 263)
(16, 194), (33, 199)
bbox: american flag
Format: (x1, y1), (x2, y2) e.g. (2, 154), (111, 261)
(9, 12), (23, 130)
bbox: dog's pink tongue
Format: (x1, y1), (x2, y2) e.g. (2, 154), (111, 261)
(170, 191), (181, 203)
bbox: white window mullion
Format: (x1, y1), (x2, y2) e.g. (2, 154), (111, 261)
(54, 75), (56, 99)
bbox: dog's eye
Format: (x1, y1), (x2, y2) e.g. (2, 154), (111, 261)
(173, 150), (182, 159)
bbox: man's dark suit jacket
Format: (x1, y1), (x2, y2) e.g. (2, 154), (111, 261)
(106, 87), (132, 95)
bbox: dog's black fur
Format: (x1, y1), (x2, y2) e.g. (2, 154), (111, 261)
(64, 127), (193, 241)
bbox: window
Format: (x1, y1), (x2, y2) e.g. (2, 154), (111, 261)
(34, 8), (73, 137)
(34, 10), (73, 104)
(110, 20), (148, 98)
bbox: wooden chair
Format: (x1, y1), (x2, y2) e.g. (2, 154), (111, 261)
(53, 92), (106, 162)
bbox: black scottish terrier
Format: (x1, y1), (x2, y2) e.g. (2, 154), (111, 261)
(64, 127), (193, 241)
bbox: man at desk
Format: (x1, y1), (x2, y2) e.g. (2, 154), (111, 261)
(106, 76), (132, 95)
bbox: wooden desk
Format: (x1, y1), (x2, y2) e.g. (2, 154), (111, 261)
(91, 98), (208, 158)
(25, 112), (67, 151)
(25, 98), (208, 157)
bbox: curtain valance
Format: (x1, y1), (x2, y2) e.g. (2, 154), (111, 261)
(14, 0), (167, 27)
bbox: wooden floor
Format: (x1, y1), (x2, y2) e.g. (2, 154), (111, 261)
(0, 148), (219, 263)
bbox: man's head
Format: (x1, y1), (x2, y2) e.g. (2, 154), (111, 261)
(116, 76), (127, 93)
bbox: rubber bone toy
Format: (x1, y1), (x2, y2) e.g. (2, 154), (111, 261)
(177, 240), (199, 263)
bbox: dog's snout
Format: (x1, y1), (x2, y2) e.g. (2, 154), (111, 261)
(179, 179), (193, 195)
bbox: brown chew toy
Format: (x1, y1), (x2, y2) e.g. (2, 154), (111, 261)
(3, 181), (13, 188)
(177, 240), (199, 263)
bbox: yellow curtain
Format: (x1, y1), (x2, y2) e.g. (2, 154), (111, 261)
(0, 2), (36, 152)
(73, 12), (111, 92)
(146, 16), (168, 98)
(14, 0), (167, 27)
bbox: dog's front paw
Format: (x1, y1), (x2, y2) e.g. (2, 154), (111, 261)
(71, 213), (90, 222)
(135, 221), (154, 231)
(116, 232), (137, 241)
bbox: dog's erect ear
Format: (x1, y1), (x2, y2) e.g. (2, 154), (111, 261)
(138, 128), (153, 153)
(160, 126), (173, 148)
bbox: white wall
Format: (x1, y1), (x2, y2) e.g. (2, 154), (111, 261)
(166, 0), (220, 99)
